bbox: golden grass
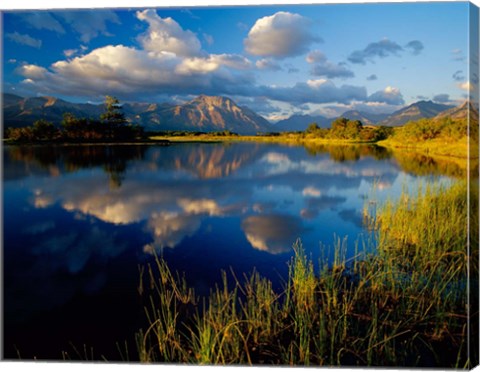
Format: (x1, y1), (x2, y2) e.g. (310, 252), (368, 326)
(378, 136), (470, 158)
(149, 134), (373, 146)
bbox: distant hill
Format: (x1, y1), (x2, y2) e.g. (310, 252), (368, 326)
(434, 101), (478, 122)
(378, 100), (454, 127)
(4, 93), (24, 107)
(273, 114), (332, 132)
(3, 94), (103, 128)
(3, 94), (272, 134)
(273, 109), (391, 132)
(340, 110), (389, 126)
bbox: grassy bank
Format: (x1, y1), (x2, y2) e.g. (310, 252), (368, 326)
(378, 137), (469, 158)
(149, 132), (470, 159)
(376, 116), (473, 158)
(149, 133), (371, 145)
(7, 132), (470, 160)
(137, 181), (474, 367)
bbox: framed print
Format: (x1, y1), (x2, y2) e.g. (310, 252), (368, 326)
(2, 0), (479, 368)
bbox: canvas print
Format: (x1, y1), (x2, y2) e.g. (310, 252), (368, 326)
(1, 0), (479, 368)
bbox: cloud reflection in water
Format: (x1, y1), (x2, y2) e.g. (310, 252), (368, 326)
(10, 144), (404, 258)
(4, 142), (457, 327)
(242, 214), (304, 254)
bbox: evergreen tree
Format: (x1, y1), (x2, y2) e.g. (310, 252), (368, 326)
(101, 96), (126, 138)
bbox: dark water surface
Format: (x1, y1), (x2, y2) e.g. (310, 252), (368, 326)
(3, 143), (456, 360)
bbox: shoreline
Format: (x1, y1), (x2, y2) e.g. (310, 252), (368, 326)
(4, 134), (475, 160)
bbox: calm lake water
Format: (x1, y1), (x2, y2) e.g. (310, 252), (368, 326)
(3, 142), (457, 360)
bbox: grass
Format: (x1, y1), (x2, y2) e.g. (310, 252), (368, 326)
(149, 133), (374, 146)
(378, 136), (469, 158)
(136, 180), (475, 367)
(376, 116), (474, 159)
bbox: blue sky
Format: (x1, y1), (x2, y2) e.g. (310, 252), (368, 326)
(1, 1), (472, 119)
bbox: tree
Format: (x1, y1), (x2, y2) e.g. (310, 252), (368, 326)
(331, 117), (349, 132)
(330, 117), (363, 139)
(101, 96), (126, 127)
(306, 122), (320, 133)
(62, 113), (97, 140)
(62, 113), (80, 138)
(372, 126), (394, 141)
(32, 119), (58, 140)
(101, 96), (133, 140)
(344, 120), (362, 139)
(5, 127), (34, 141)
(8, 97), (142, 143)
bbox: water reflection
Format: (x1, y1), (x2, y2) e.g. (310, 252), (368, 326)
(338, 208), (365, 229)
(4, 145), (147, 187)
(241, 214), (305, 254)
(173, 144), (263, 178)
(4, 203), (129, 323)
(391, 150), (474, 178)
(143, 212), (202, 253)
(4, 142), (465, 359)
(132, 143), (267, 179)
(5, 143), (464, 257)
(304, 143), (392, 162)
(301, 195), (347, 220)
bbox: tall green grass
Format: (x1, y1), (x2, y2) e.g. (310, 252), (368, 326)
(137, 181), (471, 367)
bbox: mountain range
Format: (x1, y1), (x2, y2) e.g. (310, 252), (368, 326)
(2, 93), (472, 133)
(274, 110), (391, 131)
(435, 101), (478, 121)
(377, 100), (455, 127)
(3, 94), (270, 135)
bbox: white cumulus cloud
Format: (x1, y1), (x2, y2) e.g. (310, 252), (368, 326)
(136, 9), (202, 57)
(244, 12), (321, 58)
(17, 64), (48, 79)
(176, 54), (251, 75)
(16, 44), (255, 100)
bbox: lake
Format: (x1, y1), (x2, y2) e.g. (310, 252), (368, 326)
(3, 142), (458, 361)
